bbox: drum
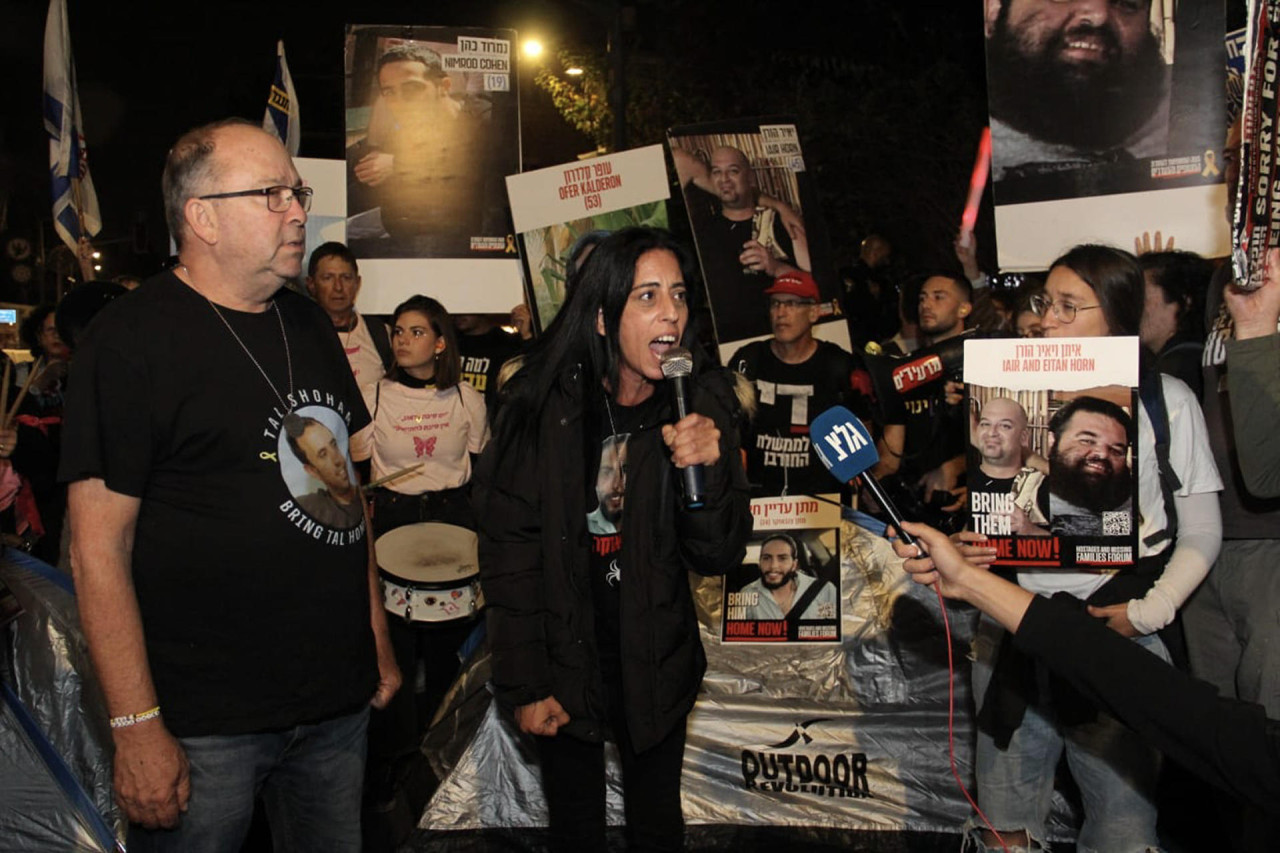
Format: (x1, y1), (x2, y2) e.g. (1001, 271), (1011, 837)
(375, 522), (484, 623)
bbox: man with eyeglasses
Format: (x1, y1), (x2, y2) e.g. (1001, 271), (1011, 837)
(984, 0), (1171, 180)
(728, 270), (871, 497)
(60, 118), (399, 851)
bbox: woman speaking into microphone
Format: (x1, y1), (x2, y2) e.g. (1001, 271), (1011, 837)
(475, 227), (751, 851)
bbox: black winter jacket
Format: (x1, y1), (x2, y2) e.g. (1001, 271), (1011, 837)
(475, 365), (751, 752)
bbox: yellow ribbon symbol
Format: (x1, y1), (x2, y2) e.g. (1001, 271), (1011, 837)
(504, 234), (517, 253)
(260, 451), (278, 463)
(1203, 149), (1220, 178)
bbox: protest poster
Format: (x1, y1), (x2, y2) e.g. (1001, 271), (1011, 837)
(1232, 2), (1280, 291)
(667, 118), (849, 362)
(344, 25), (522, 314)
(983, 0), (1228, 270)
(722, 495), (841, 644)
(964, 337), (1140, 568)
(505, 145), (670, 332)
(293, 157), (346, 275)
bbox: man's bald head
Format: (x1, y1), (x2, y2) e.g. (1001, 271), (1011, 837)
(978, 396), (1030, 470)
(162, 118), (266, 251)
(709, 146), (758, 211)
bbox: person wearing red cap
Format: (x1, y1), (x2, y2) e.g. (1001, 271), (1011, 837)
(728, 269), (872, 497)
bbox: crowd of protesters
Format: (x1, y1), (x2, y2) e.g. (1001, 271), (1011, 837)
(6, 103), (1274, 853)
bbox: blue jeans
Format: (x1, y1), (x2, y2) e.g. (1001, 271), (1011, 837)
(127, 707), (369, 853)
(969, 616), (1166, 853)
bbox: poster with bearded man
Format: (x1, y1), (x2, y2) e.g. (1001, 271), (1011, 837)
(963, 336), (1140, 569)
(983, 0), (1229, 270)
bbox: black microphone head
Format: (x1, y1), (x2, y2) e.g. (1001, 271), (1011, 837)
(659, 347), (693, 379)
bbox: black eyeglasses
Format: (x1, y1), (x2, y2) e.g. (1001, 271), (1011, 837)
(1028, 293), (1101, 324)
(197, 185), (313, 213)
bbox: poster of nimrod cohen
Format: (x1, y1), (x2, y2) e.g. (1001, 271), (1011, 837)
(983, 0), (1228, 269)
(345, 25), (520, 260)
(668, 117), (848, 357)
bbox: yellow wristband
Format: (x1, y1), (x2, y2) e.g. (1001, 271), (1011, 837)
(109, 705), (161, 729)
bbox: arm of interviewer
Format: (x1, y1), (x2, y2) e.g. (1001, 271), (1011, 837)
(70, 478), (190, 830)
(890, 521), (1034, 632)
(892, 519), (1280, 810)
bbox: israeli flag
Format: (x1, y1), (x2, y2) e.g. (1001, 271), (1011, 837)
(263, 40), (300, 156)
(43, 0), (101, 252)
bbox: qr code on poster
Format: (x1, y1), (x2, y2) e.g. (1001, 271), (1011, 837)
(1102, 511), (1131, 536)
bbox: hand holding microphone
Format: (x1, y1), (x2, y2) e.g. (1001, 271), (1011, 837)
(810, 405), (916, 547)
(660, 348), (716, 510)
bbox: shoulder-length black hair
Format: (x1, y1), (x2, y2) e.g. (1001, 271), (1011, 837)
(493, 227), (700, 448)
(391, 295), (461, 389)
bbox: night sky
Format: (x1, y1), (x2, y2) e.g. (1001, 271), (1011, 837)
(0, 1), (987, 288)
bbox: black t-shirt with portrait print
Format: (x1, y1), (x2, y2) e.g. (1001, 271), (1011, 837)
(59, 271), (376, 738)
(585, 389), (662, 686)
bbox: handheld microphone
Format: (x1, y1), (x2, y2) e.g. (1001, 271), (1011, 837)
(659, 347), (705, 510)
(810, 406), (915, 547)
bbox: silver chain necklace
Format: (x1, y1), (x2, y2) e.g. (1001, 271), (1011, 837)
(183, 266), (294, 411)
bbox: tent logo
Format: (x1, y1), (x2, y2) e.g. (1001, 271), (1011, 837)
(767, 717), (833, 749)
(741, 719), (872, 799)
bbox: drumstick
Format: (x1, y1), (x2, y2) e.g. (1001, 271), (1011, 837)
(4, 357), (44, 429)
(362, 462), (425, 491)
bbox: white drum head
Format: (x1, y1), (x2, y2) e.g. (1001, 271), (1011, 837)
(375, 522), (479, 585)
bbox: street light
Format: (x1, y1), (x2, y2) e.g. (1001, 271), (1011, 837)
(522, 39), (544, 60)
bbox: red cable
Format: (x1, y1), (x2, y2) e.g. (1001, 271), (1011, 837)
(935, 581), (1011, 853)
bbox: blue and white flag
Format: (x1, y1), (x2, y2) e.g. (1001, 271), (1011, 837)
(43, 0), (101, 252)
(263, 39), (300, 155)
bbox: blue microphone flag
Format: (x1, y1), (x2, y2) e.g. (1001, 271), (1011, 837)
(810, 406), (879, 484)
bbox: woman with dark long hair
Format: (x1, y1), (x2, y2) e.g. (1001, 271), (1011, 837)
(476, 227), (751, 850)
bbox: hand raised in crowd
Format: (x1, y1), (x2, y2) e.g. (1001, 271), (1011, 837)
(516, 695), (570, 737)
(1133, 230), (1174, 255)
(510, 303), (534, 340)
(354, 151), (395, 187)
(662, 413), (721, 469)
(954, 230), (980, 282)
(1227, 247), (1280, 340)
(111, 723), (191, 829)
(739, 240), (784, 277)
